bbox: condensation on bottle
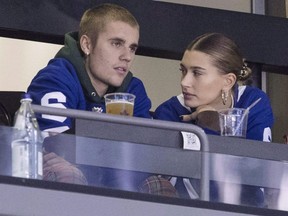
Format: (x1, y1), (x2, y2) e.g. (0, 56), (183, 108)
(11, 93), (43, 179)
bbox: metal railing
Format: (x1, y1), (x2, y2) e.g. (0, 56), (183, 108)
(32, 104), (210, 200)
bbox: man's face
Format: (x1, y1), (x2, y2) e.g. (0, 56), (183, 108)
(85, 21), (139, 96)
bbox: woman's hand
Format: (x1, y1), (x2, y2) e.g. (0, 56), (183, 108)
(181, 105), (216, 122)
(180, 105), (220, 132)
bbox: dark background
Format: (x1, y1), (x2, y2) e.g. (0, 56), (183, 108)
(1, 0), (288, 74)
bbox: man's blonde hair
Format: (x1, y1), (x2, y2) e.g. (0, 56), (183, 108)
(79, 3), (139, 47)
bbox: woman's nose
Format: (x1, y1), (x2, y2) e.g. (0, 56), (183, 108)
(181, 74), (192, 87)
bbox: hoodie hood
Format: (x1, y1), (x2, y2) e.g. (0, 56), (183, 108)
(55, 31), (133, 103)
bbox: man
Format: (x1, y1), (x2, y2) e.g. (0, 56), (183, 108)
(28, 3), (151, 133)
(27, 3), (152, 190)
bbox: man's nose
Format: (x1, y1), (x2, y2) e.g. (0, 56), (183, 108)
(120, 47), (133, 62)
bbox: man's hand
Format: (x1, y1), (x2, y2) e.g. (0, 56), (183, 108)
(43, 152), (87, 185)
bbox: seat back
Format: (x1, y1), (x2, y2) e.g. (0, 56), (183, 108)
(0, 91), (24, 126)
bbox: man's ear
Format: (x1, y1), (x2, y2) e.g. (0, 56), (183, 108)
(223, 72), (237, 91)
(79, 35), (91, 55)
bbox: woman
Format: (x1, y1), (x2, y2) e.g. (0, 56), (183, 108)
(154, 32), (273, 142)
(153, 33), (274, 207)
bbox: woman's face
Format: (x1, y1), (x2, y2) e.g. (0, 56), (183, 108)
(180, 50), (228, 108)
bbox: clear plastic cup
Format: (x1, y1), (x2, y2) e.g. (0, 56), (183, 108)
(218, 108), (248, 138)
(104, 93), (135, 116)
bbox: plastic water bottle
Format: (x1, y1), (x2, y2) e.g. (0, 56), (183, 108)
(11, 93), (43, 179)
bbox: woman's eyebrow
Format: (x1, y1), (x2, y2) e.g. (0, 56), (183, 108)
(180, 63), (205, 70)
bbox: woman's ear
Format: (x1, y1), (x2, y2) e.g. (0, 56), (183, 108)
(79, 35), (91, 55)
(223, 72), (237, 91)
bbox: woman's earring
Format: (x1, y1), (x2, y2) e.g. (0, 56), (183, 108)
(221, 90), (228, 105)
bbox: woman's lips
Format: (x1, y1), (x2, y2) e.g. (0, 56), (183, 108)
(183, 92), (196, 99)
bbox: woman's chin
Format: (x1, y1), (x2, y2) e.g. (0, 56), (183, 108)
(184, 101), (198, 108)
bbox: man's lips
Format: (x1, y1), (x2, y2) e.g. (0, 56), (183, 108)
(115, 66), (127, 74)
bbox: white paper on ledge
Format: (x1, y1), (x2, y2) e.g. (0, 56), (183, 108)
(181, 131), (201, 151)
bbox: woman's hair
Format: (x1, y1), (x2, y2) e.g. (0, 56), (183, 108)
(186, 32), (251, 83)
(79, 3), (139, 48)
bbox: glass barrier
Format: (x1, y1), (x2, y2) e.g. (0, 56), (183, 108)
(1, 123), (288, 212)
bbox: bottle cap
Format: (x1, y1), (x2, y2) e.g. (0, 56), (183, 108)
(21, 93), (32, 102)
(22, 93), (31, 99)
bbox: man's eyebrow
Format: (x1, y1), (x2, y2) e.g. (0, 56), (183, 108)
(130, 43), (138, 48)
(109, 37), (125, 42)
(109, 37), (138, 47)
